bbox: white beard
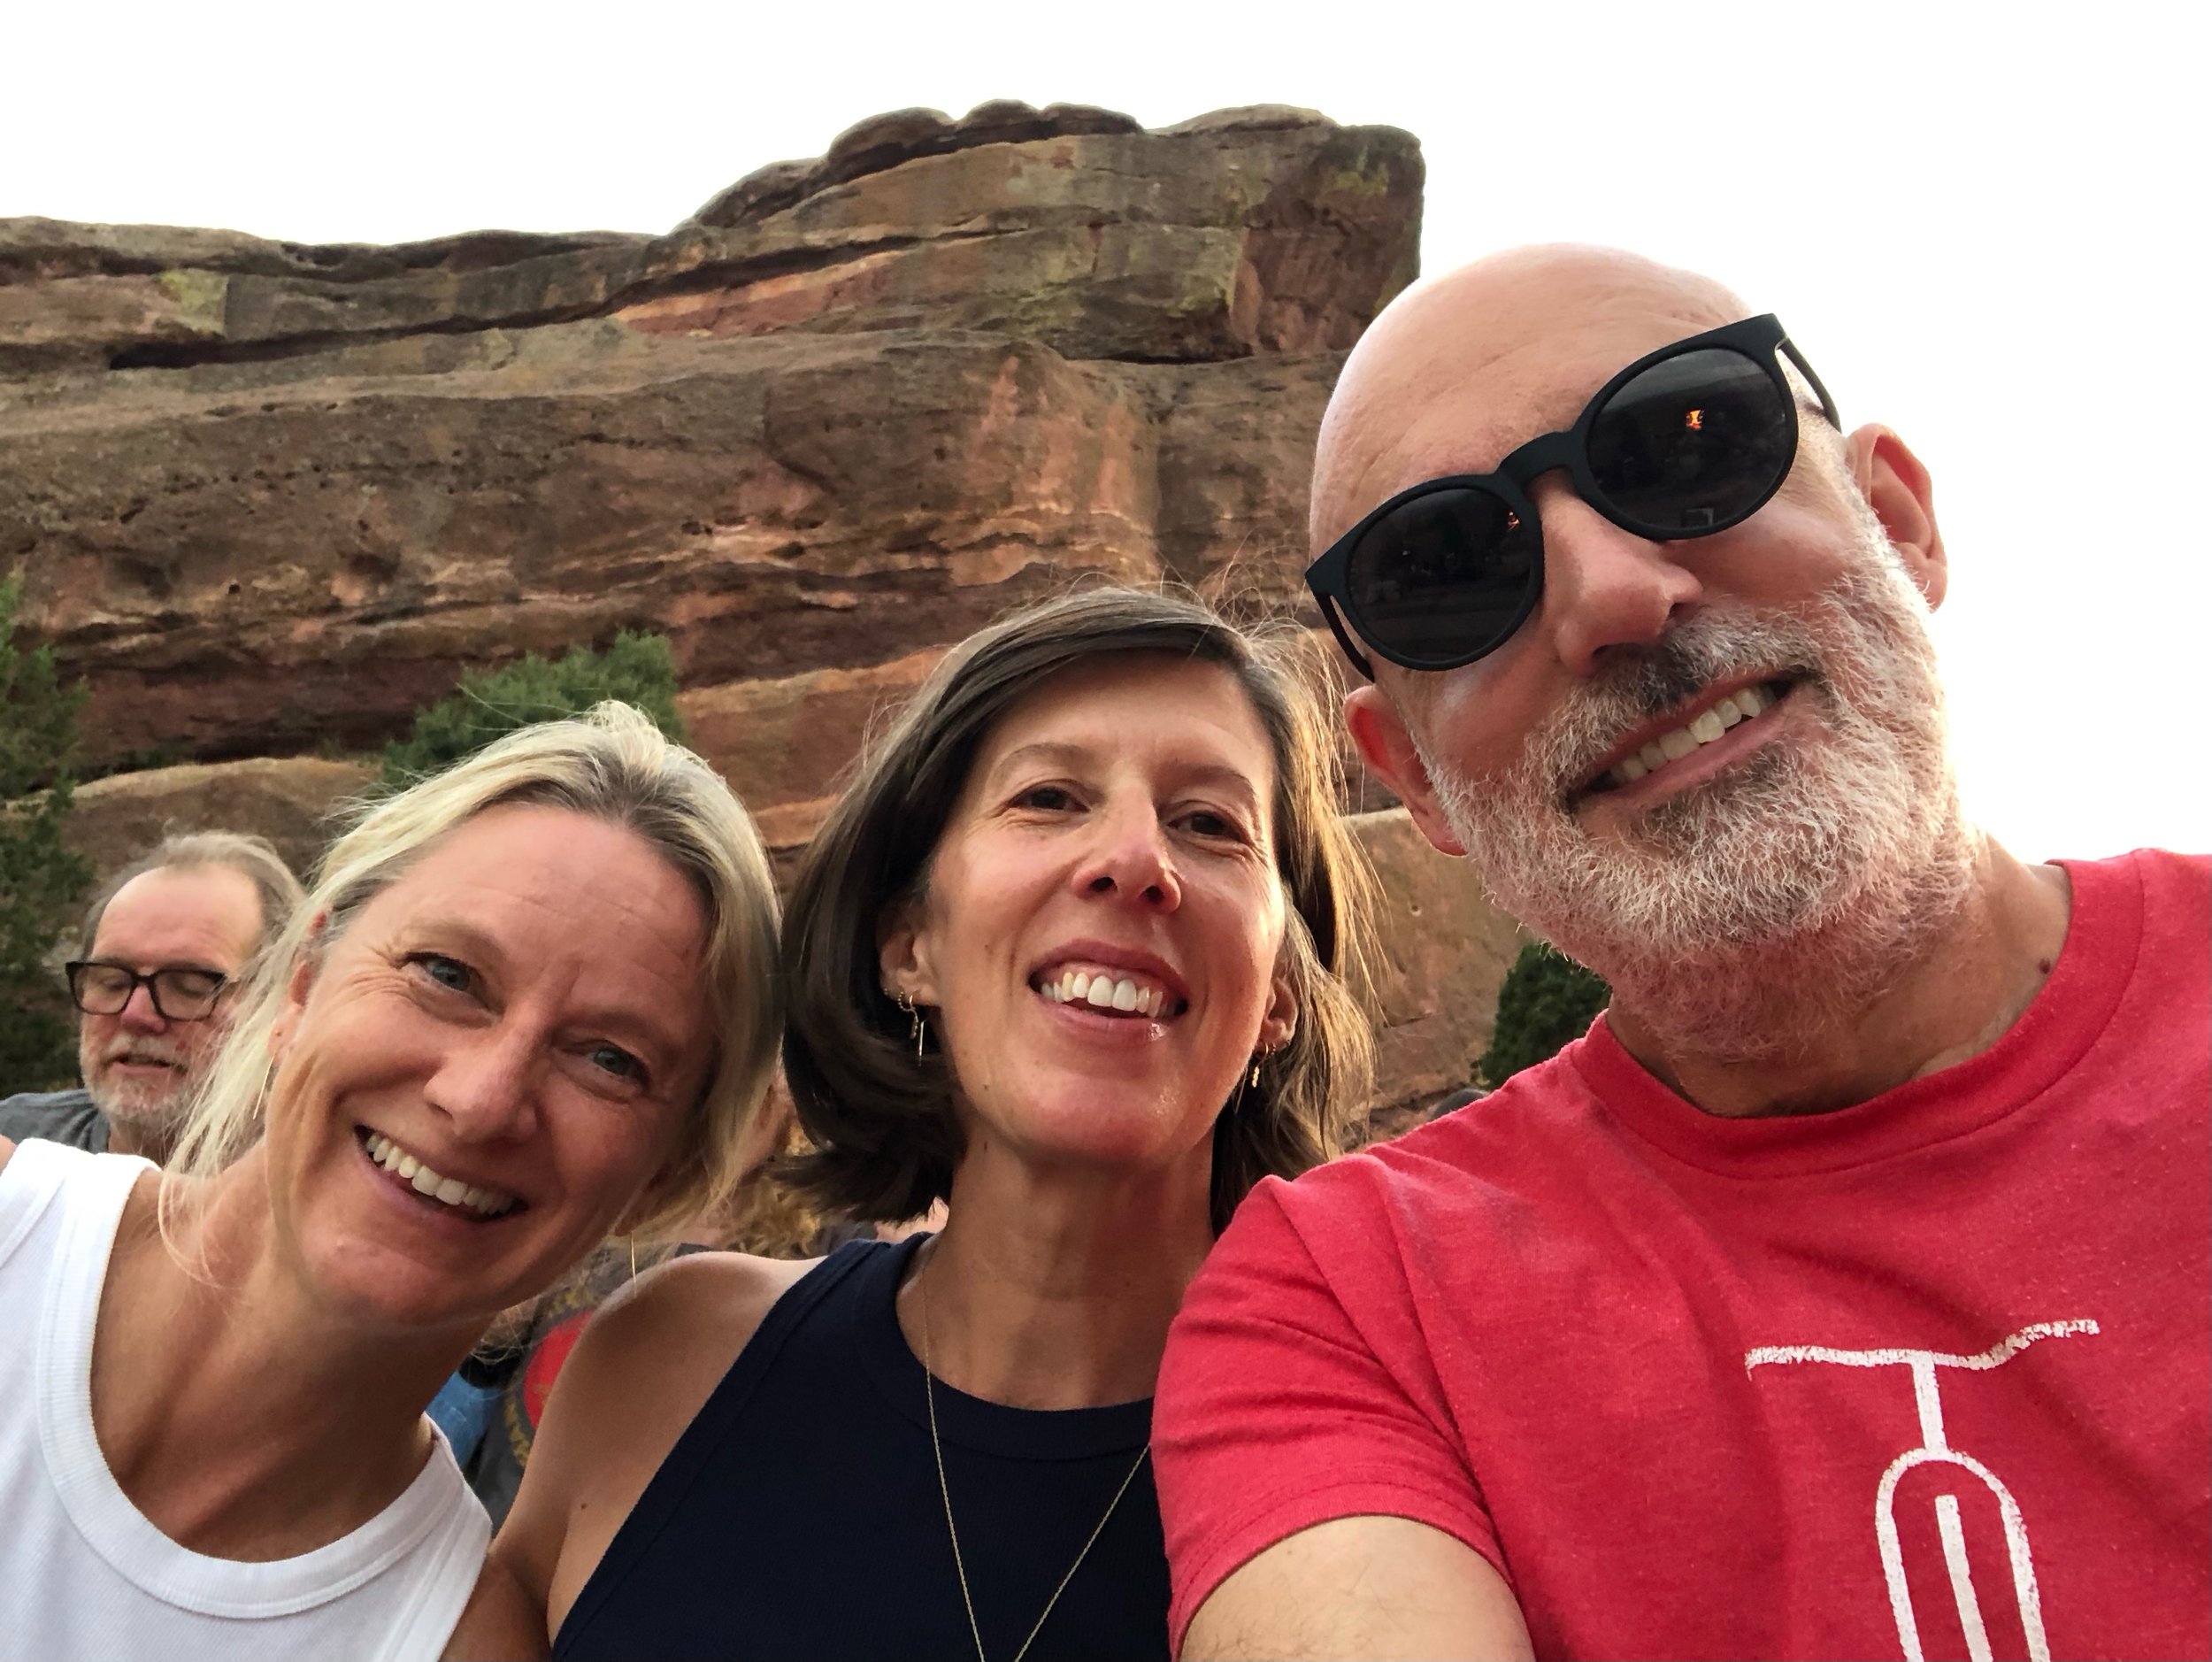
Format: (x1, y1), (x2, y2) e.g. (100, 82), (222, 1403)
(1417, 518), (1978, 1063)
(79, 1031), (195, 1143)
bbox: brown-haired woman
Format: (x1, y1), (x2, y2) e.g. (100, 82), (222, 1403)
(472, 587), (1374, 1661)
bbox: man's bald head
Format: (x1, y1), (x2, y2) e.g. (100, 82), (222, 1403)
(1312, 246), (1748, 550)
(1313, 245), (1970, 1058)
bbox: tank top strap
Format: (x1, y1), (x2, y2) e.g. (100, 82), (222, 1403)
(561, 1239), (895, 1642)
(0, 1134), (79, 1268)
(1, 1137), (151, 1288)
(39, 1144), (160, 1446)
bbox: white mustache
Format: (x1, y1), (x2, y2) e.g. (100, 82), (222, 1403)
(97, 1039), (186, 1069)
(1532, 607), (1823, 797)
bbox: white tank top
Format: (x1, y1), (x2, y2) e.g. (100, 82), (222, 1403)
(0, 1137), (490, 1660)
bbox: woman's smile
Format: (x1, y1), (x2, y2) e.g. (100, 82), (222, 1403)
(1030, 942), (1191, 1028)
(885, 654), (1295, 1170)
(353, 1125), (524, 1221)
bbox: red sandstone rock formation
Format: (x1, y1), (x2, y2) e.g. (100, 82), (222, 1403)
(2, 102), (1527, 1117)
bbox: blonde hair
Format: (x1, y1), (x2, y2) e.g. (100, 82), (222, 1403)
(170, 702), (782, 1245)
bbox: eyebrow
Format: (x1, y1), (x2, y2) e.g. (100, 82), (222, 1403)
(404, 917), (693, 1066)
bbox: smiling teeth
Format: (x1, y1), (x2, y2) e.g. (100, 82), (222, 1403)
(1038, 966), (1170, 1018)
(363, 1132), (518, 1218)
(1608, 684), (1777, 789)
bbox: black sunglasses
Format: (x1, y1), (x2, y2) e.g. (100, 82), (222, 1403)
(1305, 314), (1841, 678)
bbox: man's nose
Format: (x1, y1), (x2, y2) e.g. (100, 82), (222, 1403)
(422, 1024), (542, 1143)
(1532, 479), (1703, 675)
(116, 982), (170, 1034)
(1072, 802), (1183, 912)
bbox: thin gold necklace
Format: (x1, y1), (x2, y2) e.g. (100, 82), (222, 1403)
(917, 1256), (1152, 1662)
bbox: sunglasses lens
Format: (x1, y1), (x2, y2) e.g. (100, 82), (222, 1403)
(1589, 347), (1795, 534)
(1344, 486), (1540, 667)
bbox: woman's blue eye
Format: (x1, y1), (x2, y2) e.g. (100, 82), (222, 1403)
(417, 955), (472, 992)
(588, 1043), (643, 1081)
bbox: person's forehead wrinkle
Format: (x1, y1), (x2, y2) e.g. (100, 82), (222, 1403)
(383, 839), (707, 1037)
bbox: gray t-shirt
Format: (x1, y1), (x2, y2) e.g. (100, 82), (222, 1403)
(0, 1089), (109, 1153)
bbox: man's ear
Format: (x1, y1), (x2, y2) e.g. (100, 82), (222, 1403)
(875, 895), (941, 1009)
(1344, 683), (1467, 858)
(1847, 424), (1947, 610)
(265, 910), (331, 1061)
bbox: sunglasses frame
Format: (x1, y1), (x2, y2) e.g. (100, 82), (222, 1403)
(1306, 313), (1842, 679)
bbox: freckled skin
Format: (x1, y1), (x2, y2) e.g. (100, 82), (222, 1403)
(257, 804), (717, 1339)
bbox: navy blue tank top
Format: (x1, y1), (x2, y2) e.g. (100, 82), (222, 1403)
(555, 1236), (1170, 1660)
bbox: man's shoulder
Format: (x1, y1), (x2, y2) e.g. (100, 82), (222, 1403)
(0, 1089), (105, 1152)
(2119, 846), (2210, 902)
(1236, 1048), (1603, 1244)
(2062, 846), (2208, 906)
(2055, 848), (2208, 997)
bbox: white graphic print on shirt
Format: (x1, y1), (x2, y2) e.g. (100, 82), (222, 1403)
(1745, 1320), (2100, 1662)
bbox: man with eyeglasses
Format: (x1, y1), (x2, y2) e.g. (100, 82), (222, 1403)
(1155, 248), (2208, 1659)
(0, 832), (303, 1165)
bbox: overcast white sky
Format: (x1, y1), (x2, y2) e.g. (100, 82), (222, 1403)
(7, 0), (2203, 858)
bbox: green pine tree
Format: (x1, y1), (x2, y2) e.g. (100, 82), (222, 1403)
(0, 574), (94, 1091)
(378, 632), (687, 791)
(1478, 942), (1610, 1087)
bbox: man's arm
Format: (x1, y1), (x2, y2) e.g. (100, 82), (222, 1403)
(1183, 1516), (1532, 1662)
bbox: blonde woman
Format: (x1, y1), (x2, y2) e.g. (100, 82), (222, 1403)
(0, 704), (780, 1661)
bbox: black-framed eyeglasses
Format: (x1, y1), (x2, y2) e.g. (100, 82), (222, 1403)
(1305, 314), (1842, 679)
(65, 961), (231, 1022)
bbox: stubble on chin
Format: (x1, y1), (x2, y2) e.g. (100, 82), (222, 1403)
(1414, 543), (1976, 1061)
(81, 1044), (195, 1140)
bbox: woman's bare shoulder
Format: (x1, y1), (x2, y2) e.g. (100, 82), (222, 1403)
(493, 1249), (827, 1636)
(538, 1250), (821, 1473)
(610, 1249), (822, 1348)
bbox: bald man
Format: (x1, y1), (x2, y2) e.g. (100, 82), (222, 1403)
(1153, 250), (2208, 1659)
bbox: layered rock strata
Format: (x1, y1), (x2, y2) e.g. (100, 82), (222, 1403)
(5, 102), (1528, 1115)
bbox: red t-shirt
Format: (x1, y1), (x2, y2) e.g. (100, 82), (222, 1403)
(1156, 850), (2210, 1660)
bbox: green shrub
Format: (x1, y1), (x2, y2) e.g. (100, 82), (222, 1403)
(0, 575), (94, 1092)
(1478, 943), (1610, 1087)
(379, 632), (686, 792)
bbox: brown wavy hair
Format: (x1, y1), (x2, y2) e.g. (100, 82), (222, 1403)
(780, 586), (1375, 1234)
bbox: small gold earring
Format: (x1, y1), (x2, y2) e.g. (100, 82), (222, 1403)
(1248, 1058), (1263, 1090)
(898, 992), (926, 1059)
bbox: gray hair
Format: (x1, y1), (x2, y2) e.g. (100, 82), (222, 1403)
(79, 832), (306, 972)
